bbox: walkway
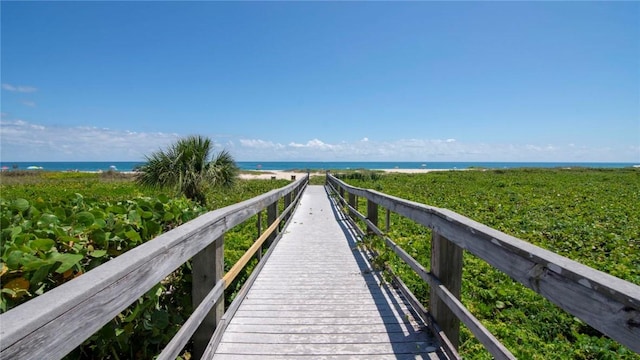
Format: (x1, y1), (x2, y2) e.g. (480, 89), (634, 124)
(210, 185), (445, 359)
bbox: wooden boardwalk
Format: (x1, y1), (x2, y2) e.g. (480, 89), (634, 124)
(210, 185), (446, 359)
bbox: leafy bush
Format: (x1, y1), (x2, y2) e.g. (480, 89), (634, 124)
(334, 169), (383, 181)
(1, 193), (205, 311)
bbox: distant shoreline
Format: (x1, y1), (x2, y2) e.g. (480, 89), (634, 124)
(2, 166), (637, 181)
(1, 161), (637, 173)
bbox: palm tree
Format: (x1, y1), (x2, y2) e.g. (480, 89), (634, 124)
(136, 135), (238, 205)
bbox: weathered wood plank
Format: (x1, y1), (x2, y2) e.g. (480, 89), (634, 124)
(232, 302), (407, 313)
(224, 323), (422, 335)
(230, 315), (417, 326)
(228, 303), (412, 311)
(215, 342), (438, 355)
(240, 297), (405, 305)
(230, 309), (415, 319)
(221, 331), (433, 344)
(212, 355), (438, 360)
(248, 282), (383, 289)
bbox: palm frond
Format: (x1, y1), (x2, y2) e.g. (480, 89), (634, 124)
(208, 149), (239, 188)
(135, 135), (237, 206)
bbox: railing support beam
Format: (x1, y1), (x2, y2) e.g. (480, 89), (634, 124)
(192, 235), (224, 360)
(430, 231), (463, 350)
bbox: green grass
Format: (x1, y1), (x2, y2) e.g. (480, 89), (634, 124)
(339, 168), (640, 359)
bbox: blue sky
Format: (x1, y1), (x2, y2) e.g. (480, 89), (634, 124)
(1, 1), (638, 162)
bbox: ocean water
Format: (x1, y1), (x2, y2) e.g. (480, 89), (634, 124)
(0, 161), (637, 172)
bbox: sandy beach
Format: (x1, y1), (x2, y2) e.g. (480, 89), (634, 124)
(375, 168), (458, 174)
(238, 168), (457, 180)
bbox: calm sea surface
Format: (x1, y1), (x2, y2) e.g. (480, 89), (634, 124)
(0, 161), (637, 172)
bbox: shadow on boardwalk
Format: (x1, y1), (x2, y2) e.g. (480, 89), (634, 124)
(325, 185), (446, 359)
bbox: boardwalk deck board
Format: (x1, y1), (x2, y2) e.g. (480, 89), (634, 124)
(210, 185), (445, 359)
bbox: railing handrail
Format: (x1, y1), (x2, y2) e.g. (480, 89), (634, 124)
(0, 176), (308, 360)
(326, 173), (640, 355)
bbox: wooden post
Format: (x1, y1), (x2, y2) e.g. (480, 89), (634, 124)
(283, 192), (292, 226)
(430, 231), (463, 350)
(367, 199), (378, 234)
(348, 192), (356, 220)
(192, 235), (224, 360)
(386, 209), (390, 233)
(256, 212), (262, 261)
(267, 200), (278, 246)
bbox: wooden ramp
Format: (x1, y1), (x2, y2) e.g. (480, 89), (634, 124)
(209, 185), (446, 359)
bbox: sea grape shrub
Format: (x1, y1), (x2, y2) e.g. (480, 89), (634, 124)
(1, 193), (206, 358)
(339, 168), (640, 359)
(1, 193), (205, 312)
(0, 178), (295, 359)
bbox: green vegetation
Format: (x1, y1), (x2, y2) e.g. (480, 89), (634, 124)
(0, 170), (289, 359)
(135, 135), (238, 205)
(338, 168), (640, 359)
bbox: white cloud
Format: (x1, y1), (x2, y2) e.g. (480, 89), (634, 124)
(288, 139), (334, 149)
(2, 83), (38, 93)
(0, 118), (180, 161)
(1, 119), (637, 163)
(307, 139), (334, 149)
(232, 136), (639, 162)
(361, 137), (369, 142)
(239, 139), (284, 149)
(21, 100), (36, 107)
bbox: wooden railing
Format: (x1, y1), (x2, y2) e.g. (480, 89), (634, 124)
(326, 174), (640, 358)
(0, 176), (308, 360)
